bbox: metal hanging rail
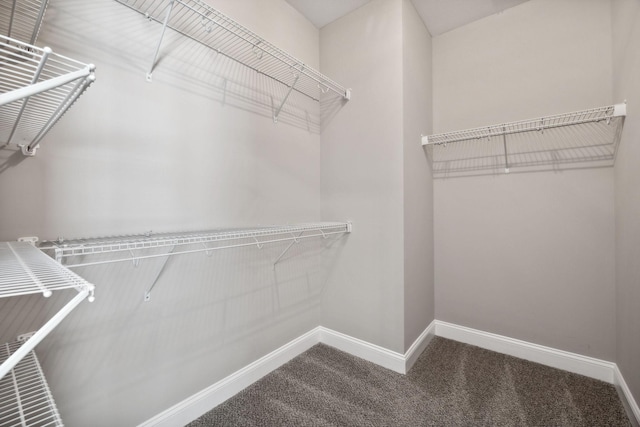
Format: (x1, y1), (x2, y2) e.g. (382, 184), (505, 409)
(422, 103), (627, 177)
(0, 242), (95, 380)
(115, 0), (351, 122)
(0, 339), (64, 427)
(0, 34), (96, 156)
(0, 0), (48, 45)
(43, 222), (352, 269)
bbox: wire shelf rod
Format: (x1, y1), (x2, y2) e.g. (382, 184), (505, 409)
(1, 0), (49, 45)
(0, 35), (96, 155)
(115, 0), (350, 101)
(62, 229), (349, 268)
(0, 241), (95, 299)
(42, 223), (351, 268)
(422, 103), (626, 146)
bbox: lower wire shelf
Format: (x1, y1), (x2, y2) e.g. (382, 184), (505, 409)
(0, 340), (63, 427)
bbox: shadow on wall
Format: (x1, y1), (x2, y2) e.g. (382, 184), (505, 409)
(35, 0), (347, 135)
(0, 233), (349, 425)
(0, 147), (28, 176)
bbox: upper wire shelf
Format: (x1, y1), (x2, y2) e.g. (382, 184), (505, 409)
(115, 0), (350, 122)
(0, 34), (95, 156)
(42, 222), (352, 268)
(0, 339), (63, 427)
(0, 241), (94, 299)
(422, 103), (627, 178)
(0, 0), (48, 45)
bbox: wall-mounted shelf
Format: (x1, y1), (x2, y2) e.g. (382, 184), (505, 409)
(422, 103), (626, 178)
(115, 0), (350, 122)
(0, 34), (95, 156)
(44, 222), (352, 268)
(0, 339), (63, 427)
(43, 222), (351, 302)
(0, 0), (48, 45)
(0, 241), (95, 380)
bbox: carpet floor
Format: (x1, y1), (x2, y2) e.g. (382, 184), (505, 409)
(187, 337), (631, 426)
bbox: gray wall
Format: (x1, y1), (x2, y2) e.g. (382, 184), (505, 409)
(319, 0), (434, 354)
(612, 0), (640, 407)
(0, 0), (335, 425)
(402, 0), (434, 352)
(319, 0), (406, 353)
(432, 0), (618, 361)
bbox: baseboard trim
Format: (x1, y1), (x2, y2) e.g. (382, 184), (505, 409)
(614, 364), (640, 426)
(138, 322), (438, 426)
(318, 326), (406, 374)
(137, 327), (321, 427)
(434, 320), (615, 383)
(404, 320), (436, 372)
(139, 320), (639, 427)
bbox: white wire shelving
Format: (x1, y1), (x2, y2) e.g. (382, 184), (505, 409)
(0, 339), (63, 427)
(0, 34), (96, 156)
(114, 0), (350, 122)
(42, 222), (351, 302)
(44, 222), (352, 268)
(0, 241), (95, 381)
(422, 103), (627, 178)
(0, 0), (48, 45)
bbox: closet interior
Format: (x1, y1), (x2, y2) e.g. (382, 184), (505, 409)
(1, 0), (639, 426)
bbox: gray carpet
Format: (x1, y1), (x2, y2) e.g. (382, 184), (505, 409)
(187, 337), (631, 426)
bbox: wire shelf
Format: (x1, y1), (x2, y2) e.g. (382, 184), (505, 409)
(0, 340), (63, 427)
(0, 0), (48, 45)
(0, 34), (95, 156)
(115, 0), (350, 121)
(0, 241), (94, 298)
(43, 222), (352, 268)
(422, 103), (627, 178)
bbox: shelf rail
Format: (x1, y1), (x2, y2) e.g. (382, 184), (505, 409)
(115, 0), (350, 122)
(0, 0), (48, 45)
(0, 34), (96, 156)
(422, 103), (627, 177)
(44, 222), (352, 269)
(0, 340), (63, 427)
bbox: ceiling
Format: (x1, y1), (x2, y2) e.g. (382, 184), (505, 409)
(285, 0), (530, 36)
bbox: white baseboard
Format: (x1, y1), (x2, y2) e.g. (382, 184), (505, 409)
(404, 321), (436, 372)
(434, 320), (615, 383)
(614, 364), (640, 426)
(138, 321), (437, 426)
(137, 327), (321, 427)
(138, 320), (639, 427)
(318, 326), (406, 373)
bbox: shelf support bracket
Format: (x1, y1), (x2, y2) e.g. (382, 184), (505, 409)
(144, 245), (176, 302)
(502, 127), (509, 174)
(273, 70), (301, 123)
(273, 232), (304, 269)
(146, 0), (175, 82)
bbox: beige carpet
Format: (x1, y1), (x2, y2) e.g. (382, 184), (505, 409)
(188, 337), (631, 426)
